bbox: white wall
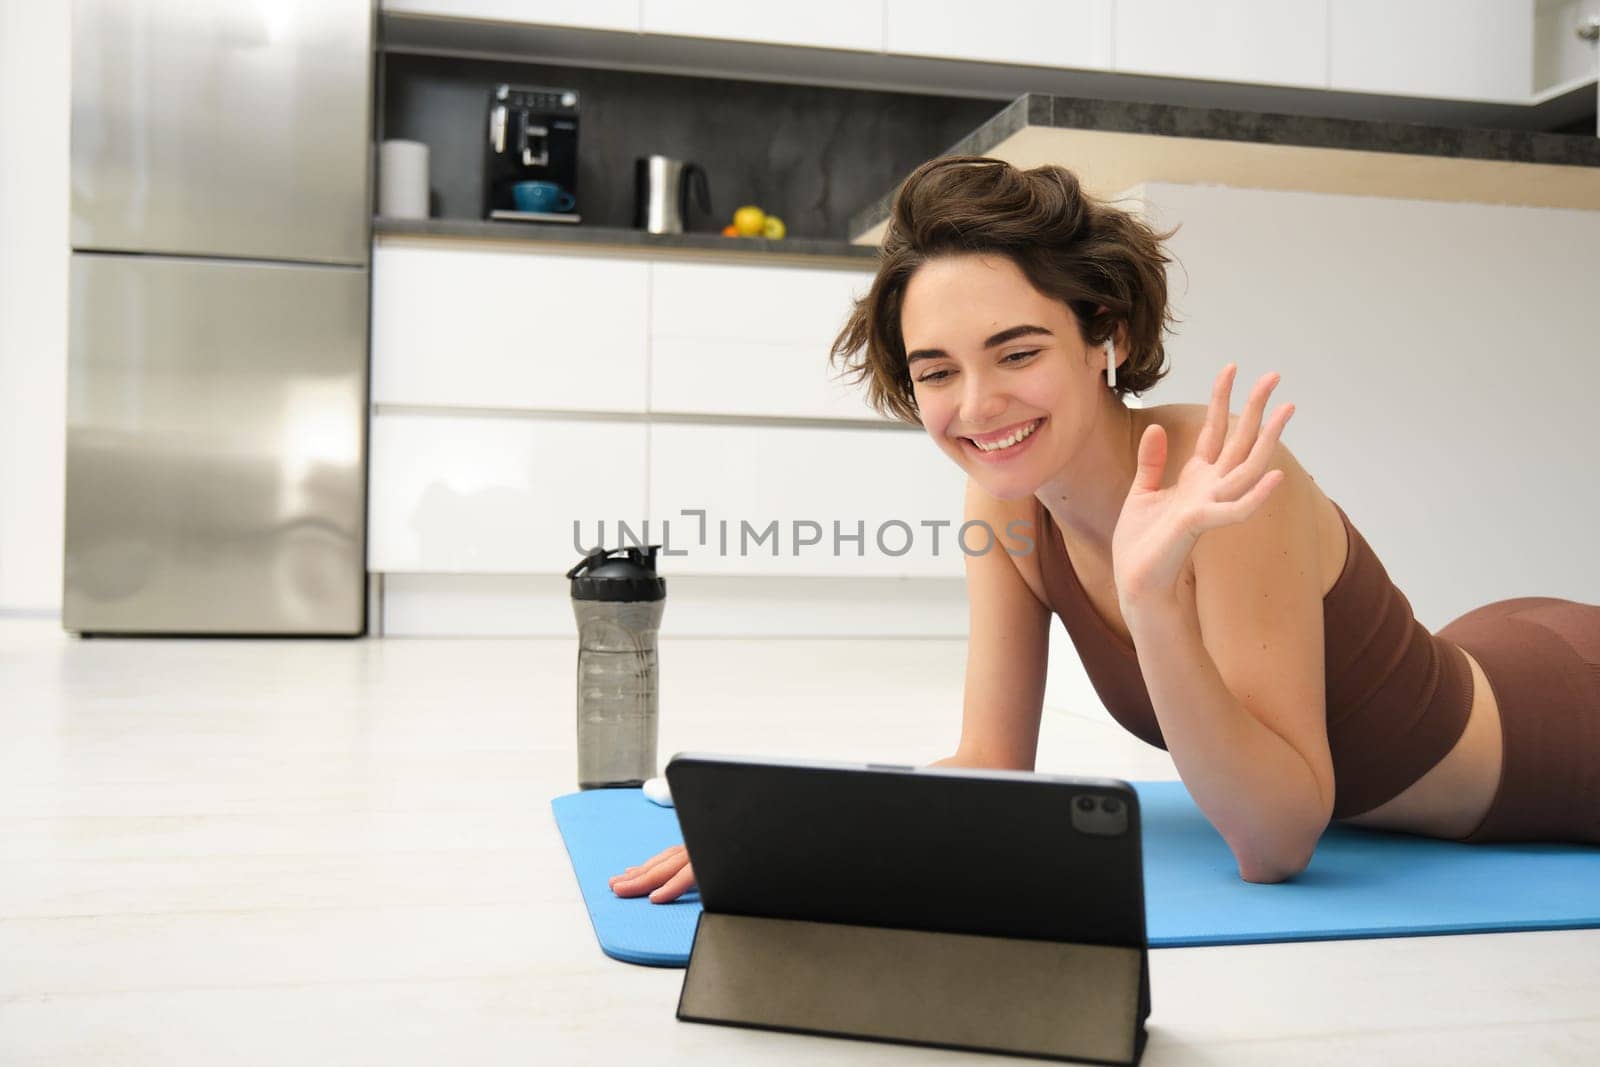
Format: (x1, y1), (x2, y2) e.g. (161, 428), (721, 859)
(0, 0), (69, 615)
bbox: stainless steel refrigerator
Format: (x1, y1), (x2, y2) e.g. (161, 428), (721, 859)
(65, 0), (374, 635)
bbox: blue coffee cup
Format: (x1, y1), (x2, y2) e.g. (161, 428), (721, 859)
(513, 180), (576, 213)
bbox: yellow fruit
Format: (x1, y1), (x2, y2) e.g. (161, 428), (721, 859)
(761, 215), (786, 240)
(733, 205), (766, 237)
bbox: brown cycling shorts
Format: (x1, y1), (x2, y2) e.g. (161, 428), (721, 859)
(1436, 597), (1600, 845)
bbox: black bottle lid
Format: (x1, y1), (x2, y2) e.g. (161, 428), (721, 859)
(566, 545), (666, 602)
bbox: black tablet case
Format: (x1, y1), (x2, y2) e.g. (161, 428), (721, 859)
(665, 754), (1150, 1065)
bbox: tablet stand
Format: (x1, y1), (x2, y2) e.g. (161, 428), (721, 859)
(679, 911), (1149, 1064)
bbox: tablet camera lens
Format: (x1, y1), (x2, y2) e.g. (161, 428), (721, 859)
(1102, 797), (1121, 814)
(1075, 795), (1095, 813)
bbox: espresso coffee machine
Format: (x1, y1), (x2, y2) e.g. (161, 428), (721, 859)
(484, 83), (581, 223)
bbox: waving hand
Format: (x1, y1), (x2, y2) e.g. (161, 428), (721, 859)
(1111, 363), (1295, 612)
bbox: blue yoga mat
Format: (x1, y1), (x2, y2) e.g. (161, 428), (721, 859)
(551, 780), (1600, 967)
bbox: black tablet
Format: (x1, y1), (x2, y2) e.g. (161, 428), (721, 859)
(665, 753), (1151, 1064)
(664, 752), (1146, 948)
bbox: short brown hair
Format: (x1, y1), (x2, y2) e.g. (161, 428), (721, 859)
(830, 156), (1182, 425)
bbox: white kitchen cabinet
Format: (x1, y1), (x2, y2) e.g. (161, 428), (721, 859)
(371, 241), (648, 413)
(368, 412), (647, 573)
(1330, 0), (1535, 101)
(1114, 0), (1329, 89)
(648, 261), (881, 421)
(647, 423), (970, 578)
(885, 0), (1113, 70)
(639, 0), (884, 52)
(379, 0), (641, 33)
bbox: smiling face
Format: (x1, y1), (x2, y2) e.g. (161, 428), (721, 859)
(902, 252), (1116, 501)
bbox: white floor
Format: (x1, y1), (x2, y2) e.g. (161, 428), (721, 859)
(1, 616), (1597, 1066)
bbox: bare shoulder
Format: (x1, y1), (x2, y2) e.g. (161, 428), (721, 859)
(963, 477), (1052, 610)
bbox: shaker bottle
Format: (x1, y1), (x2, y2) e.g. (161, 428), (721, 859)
(566, 545), (666, 789)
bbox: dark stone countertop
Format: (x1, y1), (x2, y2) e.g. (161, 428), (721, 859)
(849, 93), (1600, 241)
(374, 216), (878, 264)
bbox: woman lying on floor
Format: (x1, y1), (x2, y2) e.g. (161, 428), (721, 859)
(612, 155), (1600, 901)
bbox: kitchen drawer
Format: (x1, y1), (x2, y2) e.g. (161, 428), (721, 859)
(1114, 0), (1328, 89)
(647, 423), (969, 578)
(640, 0), (883, 52)
(1330, 0), (1534, 102)
(372, 241), (649, 413)
(885, 0), (1112, 70)
(649, 261), (882, 421)
(380, 0), (642, 33)
(368, 412), (647, 573)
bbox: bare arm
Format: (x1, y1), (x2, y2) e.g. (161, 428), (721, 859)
(1119, 418), (1332, 884)
(935, 478), (1052, 771)
(1126, 596), (1327, 883)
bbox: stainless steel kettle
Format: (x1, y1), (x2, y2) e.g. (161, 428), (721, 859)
(634, 156), (711, 235)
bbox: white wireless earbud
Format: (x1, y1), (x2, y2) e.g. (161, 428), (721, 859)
(1105, 338), (1116, 389)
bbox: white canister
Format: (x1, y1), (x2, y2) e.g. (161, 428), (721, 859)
(378, 139), (430, 219)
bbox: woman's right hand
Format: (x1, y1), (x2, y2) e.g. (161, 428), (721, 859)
(609, 844), (696, 904)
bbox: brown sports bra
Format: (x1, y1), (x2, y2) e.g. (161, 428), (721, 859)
(1032, 496), (1473, 819)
